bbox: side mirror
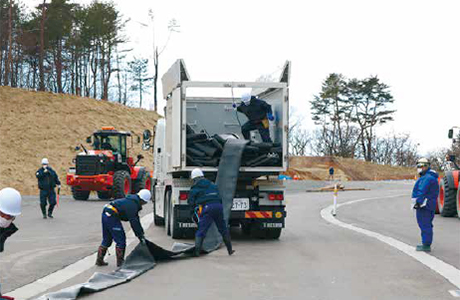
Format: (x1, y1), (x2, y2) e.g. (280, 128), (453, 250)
(143, 130), (152, 142)
(448, 129), (454, 139)
(86, 136), (92, 143)
(449, 155), (456, 162)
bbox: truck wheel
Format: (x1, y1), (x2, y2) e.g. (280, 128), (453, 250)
(133, 172), (152, 193)
(264, 228), (282, 240)
(165, 190), (171, 236)
(439, 175), (457, 217)
(97, 191), (111, 200)
(71, 187), (90, 201)
(113, 171), (131, 199)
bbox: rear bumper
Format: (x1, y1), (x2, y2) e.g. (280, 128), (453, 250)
(174, 205), (286, 230)
(66, 174), (113, 191)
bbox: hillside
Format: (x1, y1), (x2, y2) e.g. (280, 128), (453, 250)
(0, 86), (160, 195)
(285, 156), (416, 181)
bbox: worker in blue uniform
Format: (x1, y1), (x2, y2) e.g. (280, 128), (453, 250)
(96, 189), (151, 267)
(411, 158), (439, 252)
(233, 93), (274, 143)
(36, 158), (61, 219)
(188, 168), (234, 257)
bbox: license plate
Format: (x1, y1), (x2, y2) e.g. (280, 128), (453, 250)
(232, 198), (249, 211)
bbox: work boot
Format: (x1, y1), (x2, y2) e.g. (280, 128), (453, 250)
(222, 233), (235, 256)
(48, 206), (55, 219)
(116, 247), (125, 267)
(95, 246), (109, 266)
(193, 236), (204, 257)
(416, 244), (431, 252)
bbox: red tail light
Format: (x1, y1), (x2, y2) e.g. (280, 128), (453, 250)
(179, 191), (189, 201)
(268, 193), (284, 201)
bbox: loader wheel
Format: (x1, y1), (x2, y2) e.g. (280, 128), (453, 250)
(113, 171), (131, 199)
(72, 187), (90, 201)
(438, 174), (457, 217)
(457, 188), (460, 219)
(97, 191), (111, 200)
(133, 172), (152, 193)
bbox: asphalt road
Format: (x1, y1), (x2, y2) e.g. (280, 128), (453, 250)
(1, 181), (459, 300)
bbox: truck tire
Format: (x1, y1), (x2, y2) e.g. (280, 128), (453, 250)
(133, 172), (152, 194)
(113, 171), (131, 199)
(438, 175), (457, 217)
(264, 228), (282, 240)
(165, 190), (171, 236)
(97, 191), (111, 200)
(72, 187), (90, 201)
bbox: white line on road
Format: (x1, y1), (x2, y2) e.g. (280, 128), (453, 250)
(320, 194), (460, 290)
(6, 213), (154, 300)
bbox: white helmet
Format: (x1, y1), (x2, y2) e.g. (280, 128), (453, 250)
(0, 188), (22, 216)
(137, 189), (151, 203)
(241, 93), (252, 105)
(416, 158), (430, 167)
(191, 168), (204, 180)
(41, 158), (49, 165)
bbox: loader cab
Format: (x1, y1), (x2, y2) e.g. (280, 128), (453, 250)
(92, 127), (130, 162)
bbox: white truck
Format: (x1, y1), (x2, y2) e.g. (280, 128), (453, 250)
(146, 59), (290, 239)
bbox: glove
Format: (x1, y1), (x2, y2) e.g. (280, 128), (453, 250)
(57, 185), (61, 189)
(267, 113), (274, 121)
(139, 236), (146, 244)
(413, 203), (421, 210)
(43, 167), (48, 173)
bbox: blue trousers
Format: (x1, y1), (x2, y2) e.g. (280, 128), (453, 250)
(196, 202), (228, 238)
(242, 121), (272, 143)
(40, 189), (56, 206)
(101, 208), (126, 248)
(416, 208), (435, 246)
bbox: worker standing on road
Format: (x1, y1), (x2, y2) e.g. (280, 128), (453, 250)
(0, 188), (22, 300)
(35, 158), (61, 219)
(233, 93), (274, 143)
(411, 158), (439, 252)
(328, 167), (334, 181)
(96, 189), (151, 267)
(188, 168), (234, 257)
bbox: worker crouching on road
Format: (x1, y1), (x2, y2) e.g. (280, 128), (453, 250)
(188, 168), (234, 257)
(35, 158), (61, 219)
(0, 188), (22, 299)
(411, 158), (439, 252)
(233, 93), (274, 143)
(96, 189), (151, 267)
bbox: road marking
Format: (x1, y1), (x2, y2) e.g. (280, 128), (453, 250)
(320, 194), (460, 290)
(6, 213), (153, 299)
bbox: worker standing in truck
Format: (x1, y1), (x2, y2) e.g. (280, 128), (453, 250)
(188, 168), (235, 257)
(0, 188), (22, 300)
(95, 189), (151, 267)
(411, 158), (439, 252)
(36, 158), (61, 219)
(233, 93), (274, 143)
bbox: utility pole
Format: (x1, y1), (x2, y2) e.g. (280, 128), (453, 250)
(5, 0), (13, 86)
(39, 0), (46, 91)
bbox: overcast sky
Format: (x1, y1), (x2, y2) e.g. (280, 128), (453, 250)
(22, 0), (459, 155)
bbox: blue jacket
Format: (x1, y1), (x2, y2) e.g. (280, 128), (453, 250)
(188, 178), (222, 208)
(412, 168), (439, 212)
(237, 97), (273, 124)
(36, 167), (61, 190)
(110, 195), (144, 238)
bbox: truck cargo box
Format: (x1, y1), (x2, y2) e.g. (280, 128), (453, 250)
(161, 59), (290, 174)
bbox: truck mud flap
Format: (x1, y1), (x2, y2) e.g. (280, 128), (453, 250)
(201, 138), (249, 252)
(32, 240), (195, 300)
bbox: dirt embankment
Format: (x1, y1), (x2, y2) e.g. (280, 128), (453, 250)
(285, 156), (416, 181)
(0, 86), (160, 195)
